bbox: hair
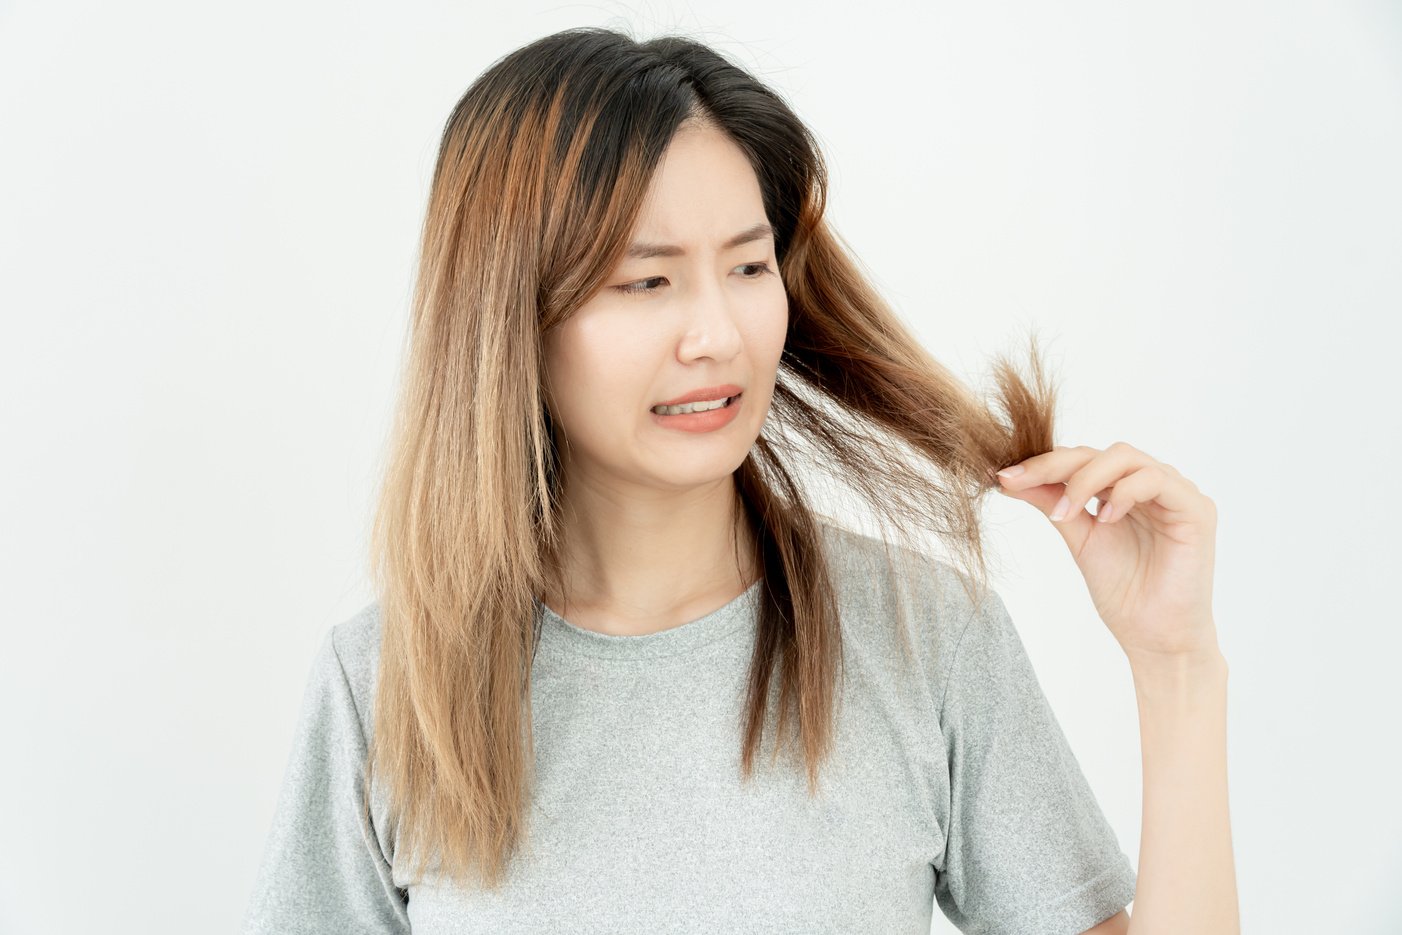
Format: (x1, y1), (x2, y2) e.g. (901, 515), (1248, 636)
(364, 25), (1058, 892)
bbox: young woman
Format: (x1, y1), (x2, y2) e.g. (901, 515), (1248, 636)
(243, 26), (1238, 935)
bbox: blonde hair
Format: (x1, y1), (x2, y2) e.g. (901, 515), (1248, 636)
(365, 25), (1057, 891)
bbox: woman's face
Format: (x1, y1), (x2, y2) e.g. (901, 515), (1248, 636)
(543, 122), (789, 493)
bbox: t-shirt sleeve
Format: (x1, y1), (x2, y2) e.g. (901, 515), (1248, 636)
(933, 587), (1136, 935)
(242, 627), (411, 934)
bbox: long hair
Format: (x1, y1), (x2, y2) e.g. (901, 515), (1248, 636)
(365, 25), (1057, 891)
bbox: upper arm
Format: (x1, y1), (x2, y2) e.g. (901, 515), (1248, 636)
(242, 627), (411, 934)
(1082, 908), (1131, 934)
(932, 583), (1137, 932)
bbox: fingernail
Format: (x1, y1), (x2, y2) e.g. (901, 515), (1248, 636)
(1050, 495), (1070, 521)
(996, 464), (1025, 479)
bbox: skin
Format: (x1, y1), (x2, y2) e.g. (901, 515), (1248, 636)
(539, 120), (788, 636)
(541, 119), (1239, 931)
(995, 444), (1240, 934)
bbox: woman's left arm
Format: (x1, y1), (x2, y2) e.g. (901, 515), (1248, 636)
(993, 441), (1241, 935)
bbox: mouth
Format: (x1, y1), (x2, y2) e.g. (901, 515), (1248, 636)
(649, 392), (742, 416)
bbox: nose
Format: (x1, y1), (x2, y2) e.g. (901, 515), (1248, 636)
(674, 276), (744, 363)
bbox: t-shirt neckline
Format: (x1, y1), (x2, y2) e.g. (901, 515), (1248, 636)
(534, 578), (763, 660)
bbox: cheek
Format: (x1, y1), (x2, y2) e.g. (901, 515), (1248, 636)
(747, 291), (789, 363)
(545, 317), (652, 433)
(575, 315), (656, 388)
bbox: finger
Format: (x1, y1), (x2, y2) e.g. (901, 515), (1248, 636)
(1047, 442), (1160, 524)
(995, 445), (1099, 489)
(1097, 463), (1212, 524)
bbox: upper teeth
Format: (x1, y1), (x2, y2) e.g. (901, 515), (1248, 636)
(653, 396), (731, 415)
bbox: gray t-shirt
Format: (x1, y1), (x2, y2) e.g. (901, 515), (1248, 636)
(242, 520), (1135, 934)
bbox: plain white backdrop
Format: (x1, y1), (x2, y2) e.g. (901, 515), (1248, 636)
(1, 1), (1398, 932)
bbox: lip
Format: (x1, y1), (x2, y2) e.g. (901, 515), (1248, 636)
(649, 391), (743, 433)
(653, 383), (743, 407)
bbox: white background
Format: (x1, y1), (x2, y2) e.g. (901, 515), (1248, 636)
(2, 1), (1399, 932)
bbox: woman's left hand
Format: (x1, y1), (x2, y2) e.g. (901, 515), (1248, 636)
(992, 442), (1221, 661)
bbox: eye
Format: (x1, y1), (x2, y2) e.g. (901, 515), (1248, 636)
(611, 262), (775, 297)
(614, 276), (667, 296)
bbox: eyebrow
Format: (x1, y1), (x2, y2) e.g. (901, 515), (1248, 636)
(623, 222), (775, 260)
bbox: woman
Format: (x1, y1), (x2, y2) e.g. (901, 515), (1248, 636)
(243, 26), (1239, 934)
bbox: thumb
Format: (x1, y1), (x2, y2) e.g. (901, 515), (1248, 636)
(1000, 481), (1067, 518)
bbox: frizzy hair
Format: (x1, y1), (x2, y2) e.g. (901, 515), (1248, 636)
(364, 25), (1057, 891)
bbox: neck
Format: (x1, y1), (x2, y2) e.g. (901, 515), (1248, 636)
(542, 472), (759, 622)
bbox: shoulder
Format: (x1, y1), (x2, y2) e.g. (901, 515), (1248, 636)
(319, 600), (384, 741)
(813, 516), (1001, 667)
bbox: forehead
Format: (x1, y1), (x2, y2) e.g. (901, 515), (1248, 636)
(626, 125), (768, 247)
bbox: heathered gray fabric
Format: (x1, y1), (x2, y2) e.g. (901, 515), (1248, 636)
(243, 520), (1135, 934)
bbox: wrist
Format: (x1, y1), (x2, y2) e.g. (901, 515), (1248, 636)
(1128, 644), (1229, 698)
